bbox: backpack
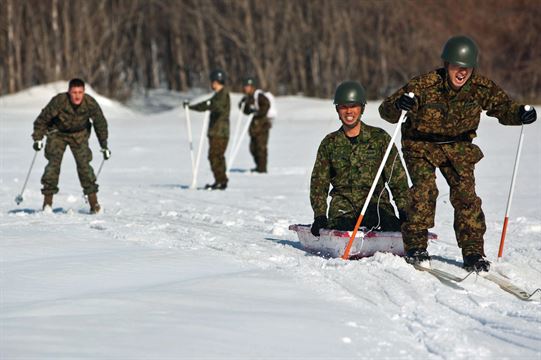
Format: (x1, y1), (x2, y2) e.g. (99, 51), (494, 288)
(253, 89), (277, 119)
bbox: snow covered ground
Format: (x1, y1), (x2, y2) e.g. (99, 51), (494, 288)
(1, 83), (540, 359)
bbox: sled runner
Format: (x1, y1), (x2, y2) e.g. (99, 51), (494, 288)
(289, 224), (437, 259)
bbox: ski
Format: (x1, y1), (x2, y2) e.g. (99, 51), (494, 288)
(415, 261), (538, 301)
(413, 264), (466, 290)
(480, 272), (538, 301)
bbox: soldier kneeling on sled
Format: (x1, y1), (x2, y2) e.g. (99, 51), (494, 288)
(310, 81), (410, 238)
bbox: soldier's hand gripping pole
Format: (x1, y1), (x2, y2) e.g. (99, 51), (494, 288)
(14, 150), (39, 205)
(341, 92), (414, 259)
(191, 110), (210, 189)
(497, 105), (530, 259)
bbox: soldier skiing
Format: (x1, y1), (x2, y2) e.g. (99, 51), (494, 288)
(185, 69), (231, 190)
(31, 78), (111, 213)
(310, 81), (410, 237)
(238, 77), (273, 173)
(379, 35), (537, 272)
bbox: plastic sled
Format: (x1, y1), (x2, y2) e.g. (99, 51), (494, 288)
(289, 224), (437, 259)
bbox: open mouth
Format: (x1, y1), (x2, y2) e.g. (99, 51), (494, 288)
(455, 73), (466, 84)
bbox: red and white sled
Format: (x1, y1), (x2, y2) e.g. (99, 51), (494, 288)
(289, 224), (437, 259)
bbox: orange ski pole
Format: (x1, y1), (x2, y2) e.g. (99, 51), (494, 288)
(342, 93), (413, 259)
(498, 109), (528, 259)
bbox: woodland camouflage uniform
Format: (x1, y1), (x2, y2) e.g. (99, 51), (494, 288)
(310, 122), (410, 231)
(379, 68), (522, 257)
(32, 93), (108, 195)
(243, 91), (271, 172)
(189, 87), (231, 185)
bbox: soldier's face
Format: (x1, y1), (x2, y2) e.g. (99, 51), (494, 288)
(68, 86), (85, 105)
(243, 85), (255, 95)
(337, 103), (362, 127)
(211, 81), (223, 91)
(447, 63), (473, 90)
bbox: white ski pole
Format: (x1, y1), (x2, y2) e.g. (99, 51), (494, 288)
(342, 92), (414, 259)
(497, 106), (530, 259)
(95, 158), (106, 180)
(227, 113), (254, 174)
(14, 150), (39, 205)
(191, 110), (210, 189)
(229, 106), (245, 162)
(185, 104), (196, 175)
(82, 157), (106, 204)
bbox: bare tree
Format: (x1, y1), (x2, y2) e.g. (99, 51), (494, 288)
(0, 0), (539, 102)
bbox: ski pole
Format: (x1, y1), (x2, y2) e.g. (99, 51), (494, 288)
(14, 150), (39, 205)
(96, 158), (106, 180)
(497, 107), (529, 259)
(185, 104), (196, 175)
(191, 110), (210, 189)
(83, 154), (107, 204)
(227, 113), (254, 174)
(228, 105), (245, 163)
(341, 93), (414, 259)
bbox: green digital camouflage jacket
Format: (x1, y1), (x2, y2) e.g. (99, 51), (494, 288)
(310, 122), (409, 221)
(190, 87), (231, 138)
(32, 93), (108, 148)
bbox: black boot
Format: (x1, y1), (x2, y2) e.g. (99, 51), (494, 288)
(463, 254), (490, 272)
(405, 248), (430, 265)
(204, 182), (227, 190)
(250, 167), (267, 173)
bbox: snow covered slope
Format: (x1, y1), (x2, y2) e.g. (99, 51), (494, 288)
(1, 84), (540, 359)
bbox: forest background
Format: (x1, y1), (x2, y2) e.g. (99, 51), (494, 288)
(2, 0), (540, 102)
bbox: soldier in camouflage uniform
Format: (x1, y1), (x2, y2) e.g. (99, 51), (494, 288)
(239, 77), (272, 173)
(186, 69), (231, 190)
(31, 78), (111, 213)
(379, 35), (537, 272)
(310, 81), (410, 237)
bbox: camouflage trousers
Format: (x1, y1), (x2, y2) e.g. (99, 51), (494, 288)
(249, 118), (271, 172)
(41, 132), (98, 195)
(402, 143), (486, 257)
(208, 136), (229, 184)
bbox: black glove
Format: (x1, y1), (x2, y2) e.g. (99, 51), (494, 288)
(101, 148), (112, 160)
(246, 104), (256, 114)
(182, 100), (190, 108)
(394, 93), (416, 112)
(519, 105), (537, 125)
(33, 140), (43, 151)
(311, 215), (328, 236)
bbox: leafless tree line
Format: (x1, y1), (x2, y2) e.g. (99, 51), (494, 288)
(1, 0), (540, 102)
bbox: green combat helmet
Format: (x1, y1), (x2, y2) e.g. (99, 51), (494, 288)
(243, 76), (256, 86)
(210, 69), (226, 84)
(333, 81), (367, 106)
(441, 35), (479, 68)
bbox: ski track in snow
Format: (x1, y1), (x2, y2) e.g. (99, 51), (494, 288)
(1, 83), (540, 359)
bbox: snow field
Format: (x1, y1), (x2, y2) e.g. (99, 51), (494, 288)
(1, 83), (540, 359)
